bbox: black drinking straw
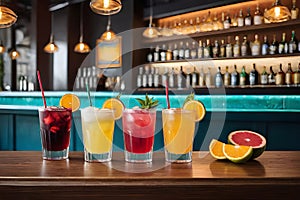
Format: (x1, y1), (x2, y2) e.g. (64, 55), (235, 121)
(85, 82), (93, 107)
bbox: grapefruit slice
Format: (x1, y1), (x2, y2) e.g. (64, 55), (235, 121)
(228, 130), (266, 159)
(209, 139), (226, 160)
(223, 143), (253, 163)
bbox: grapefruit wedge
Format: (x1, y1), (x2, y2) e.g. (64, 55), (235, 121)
(228, 130), (266, 159)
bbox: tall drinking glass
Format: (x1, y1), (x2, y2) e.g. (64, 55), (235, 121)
(122, 108), (156, 163)
(162, 109), (196, 163)
(38, 107), (72, 160)
(81, 107), (115, 162)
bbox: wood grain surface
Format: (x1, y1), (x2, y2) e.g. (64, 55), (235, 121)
(0, 151), (299, 199)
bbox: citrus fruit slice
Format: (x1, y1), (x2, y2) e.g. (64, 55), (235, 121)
(223, 143), (253, 163)
(228, 130), (266, 159)
(183, 100), (206, 122)
(59, 94), (80, 112)
(209, 139), (226, 160)
(102, 98), (125, 120)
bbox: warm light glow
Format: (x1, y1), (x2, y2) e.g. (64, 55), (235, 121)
(0, 46), (5, 53)
(9, 49), (20, 60)
(275, 7), (281, 18)
(74, 42), (91, 53)
(104, 0), (109, 8)
(143, 27), (159, 38)
(101, 30), (116, 41)
(44, 42), (58, 53)
(90, 0), (122, 15)
(0, 6), (17, 28)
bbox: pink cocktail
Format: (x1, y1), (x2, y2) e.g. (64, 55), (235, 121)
(122, 108), (156, 162)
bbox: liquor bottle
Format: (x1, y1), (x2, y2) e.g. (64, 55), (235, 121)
(223, 14), (231, 29)
(212, 40), (220, 58)
(253, 4), (263, 25)
(237, 9), (244, 27)
(285, 63), (293, 86)
(147, 46), (154, 62)
(241, 35), (250, 56)
(260, 66), (268, 85)
(148, 66), (154, 88)
(215, 66), (223, 88)
(275, 64), (285, 85)
(269, 34), (278, 55)
(244, 8), (252, 26)
(191, 67), (199, 87)
(184, 42), (190, 59)
(293, 63), (300, 86)
(231, 65), (239, 86)
(291, 0), (299, 20)
(278, 33), (288, 54)
(205, 67), (212, 87)
(160, 44), (167, 62)
(173, 43), (179, 60)
(233, 36), (240, 57)
(199, 67), (205, 87)
(268, 66), (276, 85)
(197, 40), (204, 59)
(204, 39), (212, 58)
(249, 63), (258, 86)
(289, 30), (298, 54)
(240, 66), (247, 86)
(184, 68), (191, 88)
(161, 67), (168, 88)
(178, 41), (185, 60)
(226, 36), (233, 58)
(261, 35), (269, 55)
(195, 17), (201, 33)
(168, 68), (175, 88)
(137, 67), (143, 88)
(166, 44), (173, 61)
(220, 39), (226, 57)
(251, 34), (260, 56)
(153, 45), (160, 62)
(177, 66), (185, 88)
(142, 65), (149, 88)
(223, 66), (231, 86)
(190, 41), (197, 59)
(153, 67), (160, 88)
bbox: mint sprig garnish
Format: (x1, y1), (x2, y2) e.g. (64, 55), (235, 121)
(136, 94), (159, 109)
(183, 92), (195, 105)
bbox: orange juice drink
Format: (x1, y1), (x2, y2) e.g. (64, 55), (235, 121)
(162, 109), (196, 163)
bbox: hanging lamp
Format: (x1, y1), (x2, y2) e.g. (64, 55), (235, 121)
(0, 4), (17, 28)
(100, 15), (116, 41)
(143, 0), (159, 38)
(264, 0), (291, 23)
(90, 0), (122, 15)
(74, 3), (91, 53)
(9, 48), (20, 60)
(44, 12), (58, 53)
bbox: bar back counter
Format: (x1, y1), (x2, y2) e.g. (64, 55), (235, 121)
(1, 91), (299, 151)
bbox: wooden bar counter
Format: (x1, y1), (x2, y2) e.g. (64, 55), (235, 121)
(0, 151), (299, 199)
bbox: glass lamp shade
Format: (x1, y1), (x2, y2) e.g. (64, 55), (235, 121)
(9, 49), (20, 60)
(0, 6), (17, 28)
(264, 0), (291, 23)
(143, 26), (159, 38)
(0, 42), (5, 54)
(44, 35), (58, 53)
(90, 0), (122, 15)
(100, 30), (116, 41)
(74, 41), (91, 53)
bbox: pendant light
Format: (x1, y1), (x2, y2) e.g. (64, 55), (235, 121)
(44, 12), (58, 53)
(264, 0), (291, 23)
(74, 3), (91, 53)
(100, 15), (116, 41)
(0, 3), (17, 28)
(9, 48), (20, 60)
(90, 0), (122, 15)
(9, 25), (19, 60)
(0, 40), (5, 54)
(143, 0), (159, 38)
